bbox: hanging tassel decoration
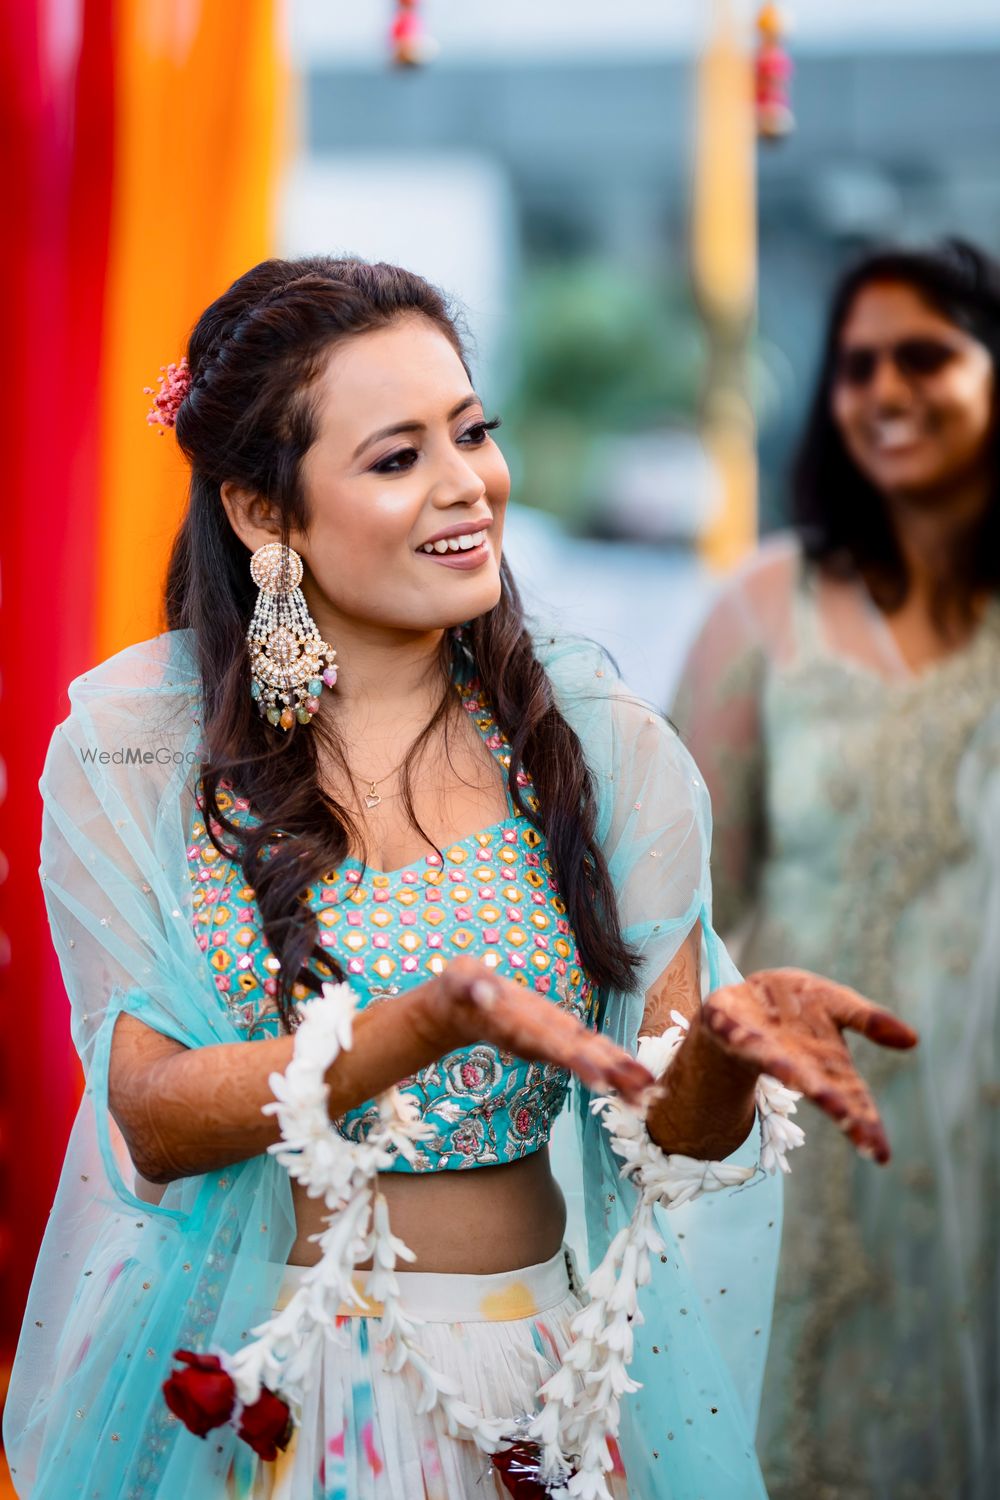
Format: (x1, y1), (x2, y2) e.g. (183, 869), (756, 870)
(755, 5), (794, 140)
(389, 0), (436, 69)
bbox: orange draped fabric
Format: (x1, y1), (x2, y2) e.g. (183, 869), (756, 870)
(97, 0), (290, 657)
(0, 5), (289, 1477)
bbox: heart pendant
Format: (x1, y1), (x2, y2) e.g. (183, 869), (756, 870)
(365, 791), (382, 810)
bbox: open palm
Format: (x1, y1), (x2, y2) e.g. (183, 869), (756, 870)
(703, 967), (919, 1162)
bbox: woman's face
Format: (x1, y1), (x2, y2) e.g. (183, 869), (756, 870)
(243, 315), (510, 638)
(831, 280), (995, 503)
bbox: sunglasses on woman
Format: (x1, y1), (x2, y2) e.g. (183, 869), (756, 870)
(835, 337), (960, 388)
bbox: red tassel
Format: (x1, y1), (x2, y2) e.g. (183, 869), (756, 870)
(756, 5), (795, 139)
(389, 0), (430, 68)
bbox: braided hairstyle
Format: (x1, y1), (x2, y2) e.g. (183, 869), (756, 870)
(166, 257), (639, 1025)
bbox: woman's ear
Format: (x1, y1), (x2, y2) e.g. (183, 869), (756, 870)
(219, 481), (283, 554)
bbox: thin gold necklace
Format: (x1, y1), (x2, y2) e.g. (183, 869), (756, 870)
(351, 743), (420, 811)
(358, 775), (393, 811)
(348, 700), (452, 810)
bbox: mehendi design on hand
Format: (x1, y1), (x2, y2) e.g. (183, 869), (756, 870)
(638, 923), (701, 1038)
(703, 967), (919, 1163)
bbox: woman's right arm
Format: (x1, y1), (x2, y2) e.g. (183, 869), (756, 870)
(109, 957), (652, 1185)
(671, 545), (793, 935)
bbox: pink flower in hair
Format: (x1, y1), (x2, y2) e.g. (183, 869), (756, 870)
(144, 356), (191, 433)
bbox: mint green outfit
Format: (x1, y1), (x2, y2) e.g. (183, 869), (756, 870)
(674, 535), (1000, 1500)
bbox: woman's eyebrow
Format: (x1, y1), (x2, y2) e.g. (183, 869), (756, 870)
(352, 394), (481, 460)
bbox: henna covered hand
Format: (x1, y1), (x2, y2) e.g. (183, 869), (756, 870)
(703, 968), (919, 1163)
(422, 957), (654, 1106)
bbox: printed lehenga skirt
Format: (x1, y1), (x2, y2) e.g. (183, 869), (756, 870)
(225, 1245), (629, 1500)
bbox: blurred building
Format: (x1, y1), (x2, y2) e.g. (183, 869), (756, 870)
(294, 41), (1000, 538)
(277, 5), (1000, 696)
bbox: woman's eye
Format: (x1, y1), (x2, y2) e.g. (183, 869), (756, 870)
(458, 416), (502, 446)
(372, 447), (419, 475)
(370, 417), (501, 472)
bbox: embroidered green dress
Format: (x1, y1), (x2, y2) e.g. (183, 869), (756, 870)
(674, 534), (1000, 1500)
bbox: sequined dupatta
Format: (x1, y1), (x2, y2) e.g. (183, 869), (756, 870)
(5, 628), (780, 1499)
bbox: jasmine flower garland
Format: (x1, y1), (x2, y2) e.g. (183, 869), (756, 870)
(168, 985), (803, 1500)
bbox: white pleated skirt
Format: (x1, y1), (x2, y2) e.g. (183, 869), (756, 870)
(225, 1245), (629, 1500)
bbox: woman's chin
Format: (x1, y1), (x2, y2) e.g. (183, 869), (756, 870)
(861, 451), (951, 500)
(427, 568), (503, 626)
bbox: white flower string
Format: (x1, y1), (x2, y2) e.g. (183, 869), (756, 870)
(755, 1069), (806, 1175)
(228, 986), (804, 1499)
(225, 984), (509, 1456)
(524, 1012), (804, 1497)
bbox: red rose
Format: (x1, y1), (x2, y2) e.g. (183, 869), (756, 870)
(162, 1350), (235, 1438)
(237, 1386), (293, 1461)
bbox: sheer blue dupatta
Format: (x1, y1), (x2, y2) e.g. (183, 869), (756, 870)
(543, 639), (782, 1500)
(4, 631), (295, 1499)
(6, 626), (780, 1500)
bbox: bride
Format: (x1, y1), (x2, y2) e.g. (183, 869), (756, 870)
(4, 255), (916, 1500)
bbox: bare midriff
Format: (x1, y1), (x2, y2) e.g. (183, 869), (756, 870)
(288, 1144), (567, 1274)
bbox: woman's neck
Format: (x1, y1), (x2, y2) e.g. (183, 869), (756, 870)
(304, 593), (450, 723)
(883, 471), (992, 608)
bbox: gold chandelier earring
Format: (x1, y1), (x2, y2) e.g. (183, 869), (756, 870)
(247, 543), (338, 730)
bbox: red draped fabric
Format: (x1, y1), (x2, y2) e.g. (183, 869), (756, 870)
(0, 12), (287, 1492)
(0, 0), (113, 1359)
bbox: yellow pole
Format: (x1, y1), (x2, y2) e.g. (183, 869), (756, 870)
(691, 0), (758, 570)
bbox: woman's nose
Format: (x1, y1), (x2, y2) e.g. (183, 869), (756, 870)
(868, 353), (913, 409)
(429, 452), (487, 507)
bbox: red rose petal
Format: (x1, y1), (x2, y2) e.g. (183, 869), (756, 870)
(237, 1386), (294, 1461)
(162, 1350), (235, 1439)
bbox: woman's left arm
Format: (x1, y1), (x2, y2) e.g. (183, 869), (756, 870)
(640, 938), (919, 1164)
(549, 655), (918, 1166)
(639, 923), (759, 1159)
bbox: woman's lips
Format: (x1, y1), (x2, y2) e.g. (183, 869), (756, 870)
(418, 538), (492, 570)
(867, 418), (925, 453)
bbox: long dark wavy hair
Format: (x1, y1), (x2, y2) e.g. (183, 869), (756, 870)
(791, 238), (1000, 627)
(166, 256), (638, 1025)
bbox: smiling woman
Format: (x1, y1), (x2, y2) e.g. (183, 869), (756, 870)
(5, 256), (916, 1500)
(219, 315), (511, 655)
(673, 239), (1000, 1500)
(795, 239), (1000, 645)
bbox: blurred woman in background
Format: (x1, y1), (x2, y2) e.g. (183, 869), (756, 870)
(673, 239), (1000, 1500)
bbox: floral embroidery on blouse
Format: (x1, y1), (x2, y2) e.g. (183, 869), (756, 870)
(186, 680), (596, 1172)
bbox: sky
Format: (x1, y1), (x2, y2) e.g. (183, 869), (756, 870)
(291, 0), (1000, 65)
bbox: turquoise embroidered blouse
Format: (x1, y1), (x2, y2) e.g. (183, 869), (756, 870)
(186, 679), (596, 1172)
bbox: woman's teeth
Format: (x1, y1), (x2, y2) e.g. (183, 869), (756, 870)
(871, 419), (922, 451)
(420, 529), (487, 555)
